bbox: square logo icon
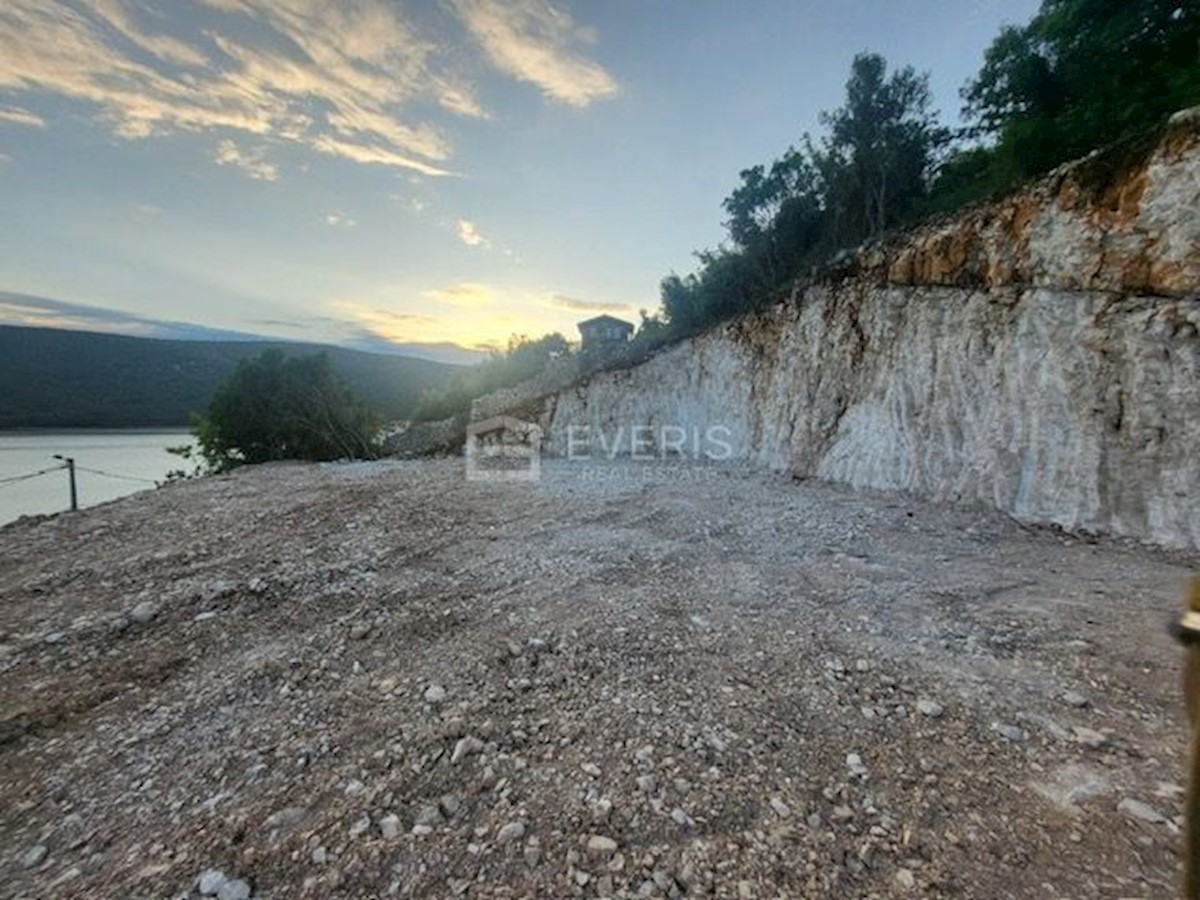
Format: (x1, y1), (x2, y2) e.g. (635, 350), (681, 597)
(465, 415), (543, 482)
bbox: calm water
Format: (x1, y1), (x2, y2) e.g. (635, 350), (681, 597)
(0, 430), (192, 527)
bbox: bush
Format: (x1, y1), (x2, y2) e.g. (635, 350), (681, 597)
(191, 350), (381, 472)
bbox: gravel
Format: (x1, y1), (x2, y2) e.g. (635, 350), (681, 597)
(0, 457), (1194, 898)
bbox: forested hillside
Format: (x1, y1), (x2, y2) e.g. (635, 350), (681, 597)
(0, 326), (460, 428)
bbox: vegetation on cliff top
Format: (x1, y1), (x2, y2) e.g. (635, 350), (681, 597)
(645, 0), (1200, 342)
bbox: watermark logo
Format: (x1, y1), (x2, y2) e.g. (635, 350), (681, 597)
(464, 415), (543, 482)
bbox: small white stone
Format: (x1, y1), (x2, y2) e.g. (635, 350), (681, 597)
(423, 684), (447, 704)
(769, 797), (791, 818)
(197, 869), (226, 895)
(217, 879), (251, 900)
(670, 808), (691, 827)
(581, 762), (602, 778)
(129, 600), (157, 624)
(379, 813), (401, 840)
(895, 868), (916, 890)
(1118, 798), (1166, 824)
(497, 821), (526, 843)
(587, 835), (618, 857)
(916, 699), (944, 718)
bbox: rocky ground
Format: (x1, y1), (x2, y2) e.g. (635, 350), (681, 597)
(0, 458), (1195, 899)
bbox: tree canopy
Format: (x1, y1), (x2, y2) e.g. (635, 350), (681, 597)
(192, 349), (380, 472)
(641, 1), (1199, 345)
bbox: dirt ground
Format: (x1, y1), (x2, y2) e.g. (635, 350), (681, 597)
(0, 458), (1195, 899)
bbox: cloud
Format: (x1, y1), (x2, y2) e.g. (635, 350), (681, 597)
(214, 138), (279, 181)
(455, 218), (490, 248)
(135, 203), (162, 216)
(451, 0), (618, 107)
(0, 290), (262, 341)
(547, 293), (635, 313)
(0, 0), (616, 177)
(325, 213), (357, 228)
(0, 104), (45, 127)
(423, 282), (497, 308)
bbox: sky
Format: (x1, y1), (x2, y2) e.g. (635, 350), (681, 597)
(0, 0), (1040, 364)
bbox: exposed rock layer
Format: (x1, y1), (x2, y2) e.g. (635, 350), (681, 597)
(530, 111), (1200, 548)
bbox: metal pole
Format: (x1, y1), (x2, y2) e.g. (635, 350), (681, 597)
(65, 457), (77, 512)
(52, 455), (78, 512)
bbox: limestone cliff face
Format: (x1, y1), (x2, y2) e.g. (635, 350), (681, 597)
(518, 111), (1200, 549)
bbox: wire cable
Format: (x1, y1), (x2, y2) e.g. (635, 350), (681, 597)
(74, 465), (158, 484)
(0, 465), (66, 488)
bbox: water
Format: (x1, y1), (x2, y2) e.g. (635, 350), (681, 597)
(0, 430), (193, 526)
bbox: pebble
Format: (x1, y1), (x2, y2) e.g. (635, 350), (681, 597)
(379, 813), (402, 839)
(670, 808), (692, 826)
(587, 835), (619, 858)
(198, 869), (226, 895)
(451, 735), (484, 764)
(916, 699), (944, 718)
(349, 622), (372, 640)
(423, 683), (447, 704)
(218, 880), (252, 900)
(846, 752), (868, 776)
(414, 805), (443, 827)
(43, 632), (65, 645)
(1118, 798), (1166, 824)
(591, 798), (613, 824)
(769, 797), (791, 818)
(348, 814), (371, 838)
(636, 774), (658, 793)
(1062, 691), (1089, 708)
(895, 868), (916, 890)
(21, 844), (48, 869)
(1072, 727), (1108, 749)
(311, 847), (328, 865)
(497, 821), (526, 843)
(581, 762), (602, 778)
(129, 600), (157, 624)
(994, 723), (1023, 742)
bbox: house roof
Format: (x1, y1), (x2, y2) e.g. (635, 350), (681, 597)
(577, 314), (634, 332)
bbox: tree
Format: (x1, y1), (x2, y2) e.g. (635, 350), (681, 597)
(812, 53), (947, 244)
(193, 350), (380, 472)
(964, 0), (1200, 181)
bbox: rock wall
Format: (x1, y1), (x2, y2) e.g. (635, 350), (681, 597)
(523, 109), (1200, 549)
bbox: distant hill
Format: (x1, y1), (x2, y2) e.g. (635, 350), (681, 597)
(0, 326), (462, 428)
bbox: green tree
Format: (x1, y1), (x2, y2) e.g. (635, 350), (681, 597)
(812, 53), (947, 244)
(193, 349), (380, 472)
(963, 0), (1200, 182)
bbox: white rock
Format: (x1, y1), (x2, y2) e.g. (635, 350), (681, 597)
(423, 683), (447, 704)
(895, 868), (916, 890)
(497, 821), (526, 843)
(581, 762), (602, 778)
(379, 813), (402, 839)
(22, 844), (48, 869)
(347, 814), (371, 838)
(635, 774), (658, 793)
(451, 735), (484, 764)
(916, 699), (944, 718)
(197, 868), (226, 895)
(1072, 727), (1108, 749)
(129, 600), (156, 624)
(1062, 691), (1089, 708)
(846, 752), (868, 776)
(670, 808), (691, 826)
(769, 797), (791, 818)
(1118, 798), (1166, 824)
(587, 835), (619, 857)
(217, 879), (251, 900)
